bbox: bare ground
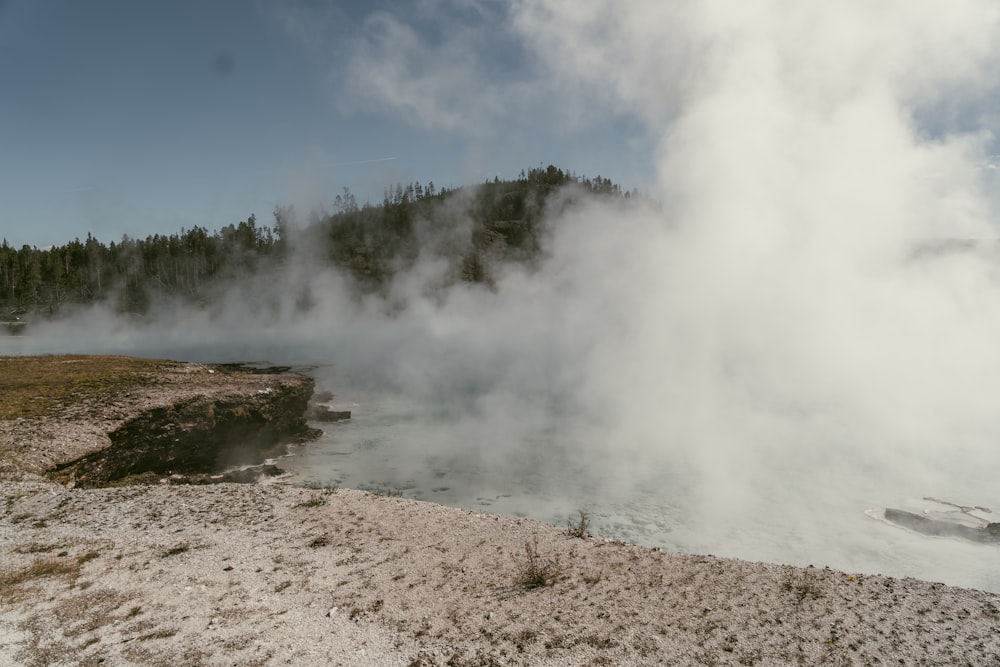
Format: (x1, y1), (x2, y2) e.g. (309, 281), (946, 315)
(1, 358), (999, 666)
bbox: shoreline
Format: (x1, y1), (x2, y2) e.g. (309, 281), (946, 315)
(5, 480), (1000, 665)
(2, 356), (1000, 665)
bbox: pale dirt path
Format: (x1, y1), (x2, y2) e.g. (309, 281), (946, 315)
(3, 481), (1000, 666)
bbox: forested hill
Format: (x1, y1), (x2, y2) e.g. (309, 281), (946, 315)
(1, 166), (637, 318)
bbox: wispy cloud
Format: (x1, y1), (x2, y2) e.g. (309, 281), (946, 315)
(340, 7), (519, 134)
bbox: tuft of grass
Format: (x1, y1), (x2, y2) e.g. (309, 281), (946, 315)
(160, 544), (190, 558)
(77, 550), (100, 564)
(515, 536), (560, 590)
(566, 509), (591, 538)
(308, 535), (330, 548)
(783, 570), (826, 603)
(295, 493), (328, 508)
(104, 472), (162, 487)
(5, 491), (28, 511)
(0, 556), (82, 597)
(16, 542), (59, 554)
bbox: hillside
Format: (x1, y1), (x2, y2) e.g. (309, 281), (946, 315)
(0, 166), (637, 318)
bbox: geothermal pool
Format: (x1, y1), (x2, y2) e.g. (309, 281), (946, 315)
(5, 330), (998, 593)
(279, 376), (1000, 595)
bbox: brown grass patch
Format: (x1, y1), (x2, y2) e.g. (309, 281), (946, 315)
(0, 355), (177, 420)
(160, 544), (190, 558)
(0, 556), (82, 599)
(15, 542), (60, 554)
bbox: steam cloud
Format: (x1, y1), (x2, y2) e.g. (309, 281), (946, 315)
(14, 1), (1000, 587)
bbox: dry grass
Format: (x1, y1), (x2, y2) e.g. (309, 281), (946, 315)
(295, 493), (329, 508)
(0, 355), (178, 420)
(160, 544), (190, 558)
(514, 536), (561, 590)
(0, 556), (82, 599)
(15, 542), (62, 554)
(783, 569), (826, 603)
(566, 509), (591, 538)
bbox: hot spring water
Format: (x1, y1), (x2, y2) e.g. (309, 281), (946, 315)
(279, 378), (1000, 594)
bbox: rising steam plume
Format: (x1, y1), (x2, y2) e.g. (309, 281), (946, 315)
(13, 1), (1000, 589)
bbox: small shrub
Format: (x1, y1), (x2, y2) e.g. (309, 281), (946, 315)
(515, 536), (560, 590)
(566, 509), (591, 538)
(296, 493), (327, 508)
(783, 570), (825, 603)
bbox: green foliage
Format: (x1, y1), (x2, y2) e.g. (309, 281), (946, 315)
(1, 166), (636, 317)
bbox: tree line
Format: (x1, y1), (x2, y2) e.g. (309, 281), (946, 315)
(1, 166), (638, 319)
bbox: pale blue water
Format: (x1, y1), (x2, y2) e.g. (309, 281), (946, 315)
(5, 333), (999, 593)
(281, 376), (1000, 594)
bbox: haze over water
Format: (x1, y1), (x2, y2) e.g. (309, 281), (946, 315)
(7, 1), (1000, 593)
(283, 372), (1000, 595)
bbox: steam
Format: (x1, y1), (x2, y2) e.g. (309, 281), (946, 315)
(507, 1), (1000, 535)
(12, 1), (1000, 587)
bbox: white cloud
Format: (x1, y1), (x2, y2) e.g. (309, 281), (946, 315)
(339, 3), (537, 136)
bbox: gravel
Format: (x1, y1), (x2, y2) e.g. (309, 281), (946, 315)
(2, 363), (999, 666)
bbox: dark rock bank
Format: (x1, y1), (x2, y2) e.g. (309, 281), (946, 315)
(48, 373), (320, 488)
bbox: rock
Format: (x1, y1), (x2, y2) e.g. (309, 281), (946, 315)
(306, 405), (352, 422)
(47, 374), (320, 488)
(165, 464), (286, 485)
(884, 508), (1000, 543)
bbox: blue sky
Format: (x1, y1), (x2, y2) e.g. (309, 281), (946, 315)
(0, 0), (653, 247)
(4, 1), (999, 250)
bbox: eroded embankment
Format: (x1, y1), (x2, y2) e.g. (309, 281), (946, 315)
(49, 380), (318, 487)
(0, 355), (320, 487)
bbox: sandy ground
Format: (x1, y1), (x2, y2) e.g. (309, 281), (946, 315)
(3, 479), (1000, 666)
(1, 361), (999, 665)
